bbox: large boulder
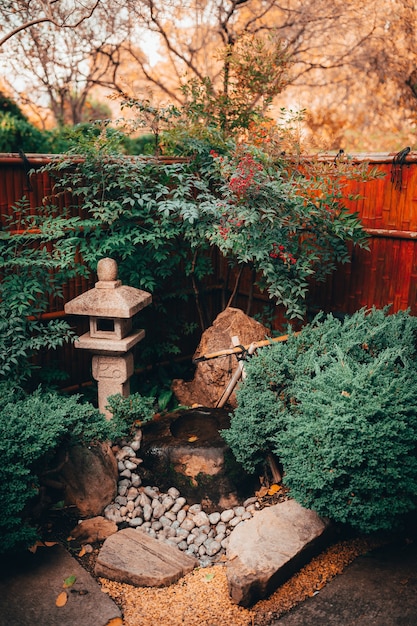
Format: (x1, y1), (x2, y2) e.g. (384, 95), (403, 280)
(95, 527), (197, 586)
(172, 307), (271, 408)
(226, 499), (330, 607)
(58, 442), (118, 517)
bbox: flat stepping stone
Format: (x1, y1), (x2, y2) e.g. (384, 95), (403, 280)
(95, 527), (198, 586)
(226, 499), (330, 607)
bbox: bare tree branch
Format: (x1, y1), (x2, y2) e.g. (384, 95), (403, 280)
(0, 0), (101, 48)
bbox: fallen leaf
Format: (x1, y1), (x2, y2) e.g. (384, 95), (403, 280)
(28, 540), (58, 553)
(105, 618), (123, 626)
(28, 541), (43, 554)
(268, 484), (282, 495)
(255, 486), (269, 498)
(63, 575), (77, 588)
(56, 591), (68, 607)
(78, 546), (86, 557)
(188, 435), (198, 442)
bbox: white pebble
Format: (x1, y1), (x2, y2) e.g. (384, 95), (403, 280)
(220, 509), (235, 523)
(130, 439), (141, 451)
(193, 511), (210, 527)
(131, 474), (142, 488)
(209, 511), (221, 525)
(171, 497), (186, 514)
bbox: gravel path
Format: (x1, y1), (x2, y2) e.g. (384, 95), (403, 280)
(97, 536), (382, 626)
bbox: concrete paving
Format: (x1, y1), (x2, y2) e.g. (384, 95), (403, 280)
(0, 543), (121, 626)
(274, 539), (417, 625)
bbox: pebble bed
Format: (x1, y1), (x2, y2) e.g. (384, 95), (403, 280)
(103, 429), (259, 567)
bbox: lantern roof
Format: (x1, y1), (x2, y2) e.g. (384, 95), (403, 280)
(64, 258), (152, 319)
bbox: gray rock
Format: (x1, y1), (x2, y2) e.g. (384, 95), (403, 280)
(152, 502), (166, 519)
(205, 539), (221, 556)
(130, 439), (141, 452)
(233, 506), (245, 517)
(131, 473), (142, 487)
(226, 499), (330, 607)
(143, 486), (159, 499)
(180, 517), (196, 532)
(138, 492), (151, 507)
(95, 528), (197, 586)
(143, 503), (152, 521)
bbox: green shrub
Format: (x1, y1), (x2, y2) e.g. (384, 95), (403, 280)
(0, 384), (118, 555)
(223, 308), (417, 533)
(0, 112), (52, 153)
(106, 392), (156, 433)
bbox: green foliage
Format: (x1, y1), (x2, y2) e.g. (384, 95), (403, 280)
(223, 308), (417, 533)
(105, 392), (155, 436)
(178, 33), (291, 139)
(10, 32), (379, 372)
(0, 112), (52, 153)
(0, 383), (115, 554)
(0, 197), (81, 385)
(0, 92), (26, 120)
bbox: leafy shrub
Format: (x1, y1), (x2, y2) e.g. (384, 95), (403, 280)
(0, 383), (118, 554)
(106, 392), (156, 434)
(223, 308), (417, 533)
(0, 112), (52, 153)
(0, 197), (81, 385)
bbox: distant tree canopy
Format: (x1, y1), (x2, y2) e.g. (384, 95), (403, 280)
(1, 0), (417, 149)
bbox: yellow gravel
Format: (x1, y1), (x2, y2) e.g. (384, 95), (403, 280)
(99, 536), (383, 626)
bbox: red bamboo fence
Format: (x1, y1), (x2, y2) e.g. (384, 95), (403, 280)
(1, 151), (416, 386)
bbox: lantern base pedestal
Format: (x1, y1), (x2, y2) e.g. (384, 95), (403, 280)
(92, 353), (134, 419)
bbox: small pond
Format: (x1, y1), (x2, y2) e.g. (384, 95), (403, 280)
(140, 407), (259, 512)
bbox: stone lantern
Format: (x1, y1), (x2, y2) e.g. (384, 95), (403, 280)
(64, 258), (152, 419)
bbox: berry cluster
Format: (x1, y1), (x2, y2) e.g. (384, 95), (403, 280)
(269, 243), (296, 265)
(229, 154), (263, 198)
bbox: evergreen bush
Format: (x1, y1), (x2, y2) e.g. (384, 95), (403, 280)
(223, 307), (417, 533)
(0, 383), (120, 554)
(0, 382), (155, 555)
